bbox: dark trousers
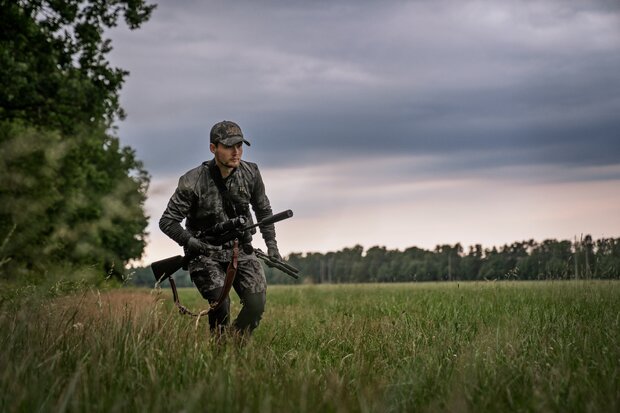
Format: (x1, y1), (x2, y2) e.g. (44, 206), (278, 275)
(200, 286), (266, 335)
(191, 255), (267, 336)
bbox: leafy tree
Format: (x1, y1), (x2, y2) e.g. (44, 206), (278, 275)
(461, 244), (483, 281)
(593, 238), (620, 279)
(1, 0), (156, 131)
(187, 237), (619, 286)
(580, 235), (595, 278)
(0, 0), (155, 279)
(529, 239), (573, 279)
(0, 120), (149, 277)
(478, 247), (502, 279)
(0, 122), (65, 274)
(397, 246), (426, 281)
(364, 246), (388, 282)
(334, 245), (364, 283)
(434, 244), (463, 280)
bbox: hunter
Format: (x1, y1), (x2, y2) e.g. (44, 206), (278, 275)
(159, 120), (281, 337)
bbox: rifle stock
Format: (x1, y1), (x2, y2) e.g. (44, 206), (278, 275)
(151, 255), (186, 282)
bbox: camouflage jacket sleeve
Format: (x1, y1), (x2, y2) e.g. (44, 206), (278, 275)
(250, 166), (277, 245)
(158, 173), (197, 246)
(159, 161), (277, 247)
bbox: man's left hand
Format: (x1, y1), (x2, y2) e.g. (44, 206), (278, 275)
(266, 241), (282, 260)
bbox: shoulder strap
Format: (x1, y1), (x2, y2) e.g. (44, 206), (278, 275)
(207, 160), (238, 219)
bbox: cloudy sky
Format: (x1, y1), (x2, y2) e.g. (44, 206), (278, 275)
(108, 0), (620, 264)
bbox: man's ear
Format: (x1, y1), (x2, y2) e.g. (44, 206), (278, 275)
(209, 143), (216, 154)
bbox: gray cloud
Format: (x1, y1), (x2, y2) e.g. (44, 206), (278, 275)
(109, 0), (620, 180)
(103, 0), (620, 260)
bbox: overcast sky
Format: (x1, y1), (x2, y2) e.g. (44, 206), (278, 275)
(108, 0), (620, 263)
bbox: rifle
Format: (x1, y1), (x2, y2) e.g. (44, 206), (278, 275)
(151, 210), (299, 319)
(255, 248), (300, 279)
(151, 209), (298, 282)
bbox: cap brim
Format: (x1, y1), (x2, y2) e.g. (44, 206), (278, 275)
(219, 136), (251, 146)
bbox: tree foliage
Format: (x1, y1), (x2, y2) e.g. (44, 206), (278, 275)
(1, 0), (156, 131)
(126, 237), (620, 287)
(0, 0), (155, 279)
(263, 237), (620, 284)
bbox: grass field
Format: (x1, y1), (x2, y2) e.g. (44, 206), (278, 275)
(1, 281), (619, 412)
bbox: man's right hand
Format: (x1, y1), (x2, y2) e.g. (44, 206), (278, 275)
(185, 237), (209, 255)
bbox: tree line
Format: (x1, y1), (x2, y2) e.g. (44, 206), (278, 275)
(127, 235), (620, 287)
(1, 0), (155, 280)
(279, 235), (620, 284)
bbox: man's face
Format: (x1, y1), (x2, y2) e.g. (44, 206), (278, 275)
(210, 142), (243, 168)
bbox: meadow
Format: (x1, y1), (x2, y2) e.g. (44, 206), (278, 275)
(1, 281), (618, 412)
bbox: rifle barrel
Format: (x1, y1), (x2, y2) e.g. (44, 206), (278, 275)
(255, 249), (300, 279)
(243, 210), (294, 232)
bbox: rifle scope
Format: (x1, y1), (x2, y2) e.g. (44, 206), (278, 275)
(209, 216), (247, 234)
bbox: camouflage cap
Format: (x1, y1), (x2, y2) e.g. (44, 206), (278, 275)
(210, 120), (251, 146)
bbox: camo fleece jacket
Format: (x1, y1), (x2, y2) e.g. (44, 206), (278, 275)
(159, 159), (276, 265)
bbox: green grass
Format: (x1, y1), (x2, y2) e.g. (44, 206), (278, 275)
(1, 281), (619, 412)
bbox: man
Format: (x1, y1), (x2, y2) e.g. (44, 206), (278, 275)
(159, 120), (281, 337)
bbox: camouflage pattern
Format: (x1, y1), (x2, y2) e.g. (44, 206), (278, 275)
(161, 159), (276, 244)
(190, 254), (266, 294)
(210, 120), (251, 146)
(160, 159), (275, 293)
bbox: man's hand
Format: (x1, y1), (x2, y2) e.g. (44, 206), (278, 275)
(186, 237), (209, 255)
(266, 240), (282, 261)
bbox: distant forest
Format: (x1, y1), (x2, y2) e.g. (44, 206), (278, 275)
(129, 235), (620, 287)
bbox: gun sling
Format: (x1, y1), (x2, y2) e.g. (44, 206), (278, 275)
(151, 209), (298, 322)
(165, 239), (239, 318)
(167, 162), (243, 319)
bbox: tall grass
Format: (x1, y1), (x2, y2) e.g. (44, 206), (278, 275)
(1, 281), (618, 412)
